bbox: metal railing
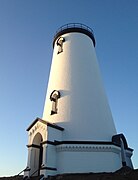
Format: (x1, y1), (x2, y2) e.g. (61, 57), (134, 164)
(17, 168), (27, 176)
(17, 167), (44, 179)
(55, 23), (94, 36)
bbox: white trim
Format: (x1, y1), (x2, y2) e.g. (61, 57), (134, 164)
(56, 144), (121, 153)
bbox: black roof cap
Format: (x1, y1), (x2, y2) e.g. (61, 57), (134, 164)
(53, 23), (96, 47)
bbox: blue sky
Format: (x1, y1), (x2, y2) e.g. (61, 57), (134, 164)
(0, 0), (138, 176)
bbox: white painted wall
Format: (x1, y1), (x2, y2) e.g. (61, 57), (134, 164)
(56, 144), (122, 174)
(42, 32), (116, 141)
(47, 126), (63, 142)
(28, 121), (47, 145)
(46, 144), (56, 168)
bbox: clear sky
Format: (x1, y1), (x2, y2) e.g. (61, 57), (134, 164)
(0, 0), (138, 177)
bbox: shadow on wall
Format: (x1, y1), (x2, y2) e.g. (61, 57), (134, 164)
(59, 90), (71, 98)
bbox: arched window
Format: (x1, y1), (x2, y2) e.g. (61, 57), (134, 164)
(50, 90), (60, 115)
(57, 37), (65, 54)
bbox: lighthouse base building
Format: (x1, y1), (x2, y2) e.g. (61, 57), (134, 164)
(24, 24), (133, 178)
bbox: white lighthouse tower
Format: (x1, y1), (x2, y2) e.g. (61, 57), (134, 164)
(24, 23), (133, 178)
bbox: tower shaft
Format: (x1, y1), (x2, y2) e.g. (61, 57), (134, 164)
(43, 26), (116, 141)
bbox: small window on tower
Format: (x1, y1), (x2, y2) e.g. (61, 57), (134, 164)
(57, 37), (65, 54)
(50, 90), (60, 115)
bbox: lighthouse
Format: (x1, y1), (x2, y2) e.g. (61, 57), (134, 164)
(24, 23), (133, 178)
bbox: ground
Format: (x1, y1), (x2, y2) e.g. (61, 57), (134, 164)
(0, 167), (138, 180)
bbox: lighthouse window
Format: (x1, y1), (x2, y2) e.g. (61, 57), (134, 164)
(57, 37), (65, 54)
(50, 90), (60, 115)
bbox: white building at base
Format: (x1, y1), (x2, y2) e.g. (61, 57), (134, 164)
(24, 23), (133, 178)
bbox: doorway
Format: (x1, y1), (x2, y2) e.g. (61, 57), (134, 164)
(31, 133), (43, 176)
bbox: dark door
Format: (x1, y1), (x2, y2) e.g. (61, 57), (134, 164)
(38, 144), (43, 175)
